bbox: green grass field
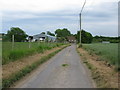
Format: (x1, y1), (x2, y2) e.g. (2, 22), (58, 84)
(2, 42), (64, 65)
(83, 43), (118, 67)
(0, 42), (2, 64)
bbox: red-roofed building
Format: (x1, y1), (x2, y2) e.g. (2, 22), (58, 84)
(67, 36), (76, 43)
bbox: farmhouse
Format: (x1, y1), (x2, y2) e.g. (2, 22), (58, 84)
(31, 34), (56, 42)
(67, 36), (76, 43)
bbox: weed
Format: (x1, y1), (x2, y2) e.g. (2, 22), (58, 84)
(62, 64), (69, 67)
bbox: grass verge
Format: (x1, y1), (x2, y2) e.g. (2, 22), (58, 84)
(82, 59), (106, 88)
(3, 42), (64, 65)
(77, 48), (119, 88)
(2, 45), (69, 88)
(82, 43), (119, 69)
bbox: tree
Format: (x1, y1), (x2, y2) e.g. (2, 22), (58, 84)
(77, 30), (93, 43)
(55, 28), (71, 37)
(47, 31), (55, 36)
(93, 35), (119, 43)
(41, 32), (46, 34)
(56, 37), (66, 43)
(5, 27), (28, 42)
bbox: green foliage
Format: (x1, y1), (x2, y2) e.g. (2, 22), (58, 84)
(2, 42), (64, 65)
(62, 64), (69, 67)
(93, 35), (119, 43)
(3, 27), (28, 42)
(47, 31), (55, 36)
(55, 28), (71, 37)
(41, 32), (46, 34)
(56, 37), (66, 43)
(2, 35), (10, 42)
(78, 43), (82, 48)
(54, 28), (72, 43)
(2, 45), (68, 88)
(110, 40), (119, 43)
(77, 30), (93, 43)
(83, 43), (119, 68)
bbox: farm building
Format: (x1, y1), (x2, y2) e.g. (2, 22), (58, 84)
(31, 34), (56, 42)
(66, 36), (76, 43)
(102, 41), (110, 43)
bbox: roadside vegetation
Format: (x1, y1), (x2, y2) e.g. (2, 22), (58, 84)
(82, 43), (119, 69)
(3, 45), (68, 88)
(2, 27), (71, 88)
(3, 42), (64, 65)
(77, 47), (119, 88)
(0, 42), (1, 59)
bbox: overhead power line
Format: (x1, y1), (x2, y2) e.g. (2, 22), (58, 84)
(80, 0), (86, 14)
(79, 0), (86, 44)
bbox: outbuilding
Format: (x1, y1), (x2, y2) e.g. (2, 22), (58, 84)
(32, 34), (56, 42)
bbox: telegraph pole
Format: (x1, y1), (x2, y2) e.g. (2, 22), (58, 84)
(79, 13), (81, 44)
(79, 0), (86, 44)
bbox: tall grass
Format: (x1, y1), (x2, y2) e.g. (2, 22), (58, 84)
(83, 43), (118, 67)
(0, 42), (2, 59)
(2, 42), (64, 65)
(2, 45), (68, 88)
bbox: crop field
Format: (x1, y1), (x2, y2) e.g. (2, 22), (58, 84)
(2, 42), (64, 65)
(0, 42), (1, 63)
(82, 43), (118, 67)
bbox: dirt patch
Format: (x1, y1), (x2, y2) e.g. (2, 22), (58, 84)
(77, 48), (119, 88)
(3, 46), (65, 79)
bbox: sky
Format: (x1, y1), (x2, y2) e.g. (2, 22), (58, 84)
(0, 0), (119, 37)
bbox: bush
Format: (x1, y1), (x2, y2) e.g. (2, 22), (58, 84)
(77, 30), (93, 44)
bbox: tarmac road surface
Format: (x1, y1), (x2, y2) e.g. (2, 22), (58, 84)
(15, 44), (94, 88)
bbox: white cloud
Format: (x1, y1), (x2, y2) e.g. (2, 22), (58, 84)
(1, 0), (118, 36)
(1, 0), (82, 12)
(0, 0), (119, 12)
(0, 12), (2, 32)
(1, 0), (118, 21)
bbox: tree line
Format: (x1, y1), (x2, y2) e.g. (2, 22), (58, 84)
(93, 35), (120, 43)
(2, 27), (119, 43)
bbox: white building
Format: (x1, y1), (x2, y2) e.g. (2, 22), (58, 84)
(102, 41), (110, 43)
(32, 34), (56, 42)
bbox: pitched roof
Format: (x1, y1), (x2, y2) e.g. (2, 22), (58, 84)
(33, 34), (47, 39)
(67, 36), (76, 40)
(33, 34), (56, 39)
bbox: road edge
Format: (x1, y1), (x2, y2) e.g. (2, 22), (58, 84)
(76, 46), (96, 88)
(2, 44), (70, 88)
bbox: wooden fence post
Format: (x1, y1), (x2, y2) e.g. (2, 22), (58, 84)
(12, 35), (14, 50)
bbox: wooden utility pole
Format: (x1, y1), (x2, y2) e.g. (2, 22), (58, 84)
(79, 0), (86, 44)
(79, 13), (81, 44)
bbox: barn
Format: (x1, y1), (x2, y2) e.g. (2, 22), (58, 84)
(31, 34), (56, 42)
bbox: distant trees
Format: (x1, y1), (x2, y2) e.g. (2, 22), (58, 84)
(3, 27), (28, 42)
(3, 26), (118, 44)
(41, 32), (46, 34)
(77, 30), (93, 43)
(55, 28), (71, 37)
(55, 28), (71, 42)
(93, 36), (119, 43)
(47, 31), (55, 36)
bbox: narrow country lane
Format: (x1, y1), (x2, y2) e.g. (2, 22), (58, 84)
(15, 44), (94, 88)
